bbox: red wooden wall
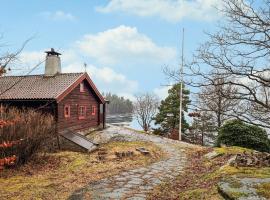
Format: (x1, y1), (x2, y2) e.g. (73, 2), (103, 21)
(57, 79), (103, 132)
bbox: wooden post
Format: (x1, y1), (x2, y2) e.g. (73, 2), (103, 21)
(57, 135), (61, 150)
(53, 102), (61, 150)
(103, 103), (106, 129)
(0, 103), (3, 118)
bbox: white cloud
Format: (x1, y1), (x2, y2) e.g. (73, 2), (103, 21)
(17, 48), (73, 68)
(96, 0), (221, 22)
(64, 63), (138, 89)
(19, 51), (44, 65)
(76, 25), (176, 65)
(61, 49), (80, 63)
(154, 85), (171, 99)
(6, 51), (45, 75)
(12, 24), (176, 100)
(40, 11), (76, 21)
(13, 49), (139, 100)
(63, 62), (139, 95)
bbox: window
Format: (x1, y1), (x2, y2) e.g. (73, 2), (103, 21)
(64, 105), (70, 118)
(80, 82), (85, 92)
(78, 106), (86, 119)
(91, 105), (96, 116)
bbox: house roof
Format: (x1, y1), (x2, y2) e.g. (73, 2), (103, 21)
(0, 72), (105, 103)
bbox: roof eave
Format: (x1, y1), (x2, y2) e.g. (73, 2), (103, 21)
(0, 98), (56, 102)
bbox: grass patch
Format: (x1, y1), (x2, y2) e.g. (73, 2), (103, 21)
(124, 127), (147, 134)
(219, 166), (270, 178)
(256, 183), (270, 198)
(226, 190), (249, 199)
(180, 188), (218, 200)
(0, 141), (165, 200)
(215, 146), (253, 155)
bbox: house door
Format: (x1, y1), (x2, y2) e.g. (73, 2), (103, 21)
(98, 104), (103, 125)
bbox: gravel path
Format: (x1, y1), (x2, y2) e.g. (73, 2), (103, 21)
(69, 126), (196, 200)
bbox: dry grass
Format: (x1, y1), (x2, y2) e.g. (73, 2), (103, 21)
(148, 146), (270, 200)
(148, 148), (224, 200)
(0, 141), (165, 200)
(256, 182), (270, 199)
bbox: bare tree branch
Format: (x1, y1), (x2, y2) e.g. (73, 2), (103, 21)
(133, 93), (159, 132)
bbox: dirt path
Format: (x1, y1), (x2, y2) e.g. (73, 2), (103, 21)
(69, 126), (195, 200)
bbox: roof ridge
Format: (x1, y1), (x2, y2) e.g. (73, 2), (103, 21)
(1, 72), (84, 78)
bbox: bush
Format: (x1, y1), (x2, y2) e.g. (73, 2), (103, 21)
(216, 120), (270, 152)
(0, 107), (55, 169)
(152, 128), (166, 136)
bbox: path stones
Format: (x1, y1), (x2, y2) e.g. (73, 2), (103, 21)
(127, 178), (142, 185)
(69, 126), (195, 200)
(126, 197), (145, 200)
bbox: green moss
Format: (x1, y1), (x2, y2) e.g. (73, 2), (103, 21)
(57, 151), (89, 172)
(226, 190), (249, 199)
(256, 183), (270, 198)
(203, 147), (268, 182)
(219, 165), (241, 175)
(0, 175), (53, 200)
(227, 179), (242, 189)
(179, 187), (223, 200)
(180, 188), (208, 199)
(122, 127), (146, 134)
(67, 156), (88, 171)
(215, 146), (253, 155)
(105, 140), (147, 148)
(218, 165), (270, 179)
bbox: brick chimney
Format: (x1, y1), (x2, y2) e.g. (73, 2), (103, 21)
(44, 48), (61, 76)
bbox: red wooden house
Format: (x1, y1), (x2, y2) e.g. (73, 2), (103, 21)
(0, 49), (107, 134)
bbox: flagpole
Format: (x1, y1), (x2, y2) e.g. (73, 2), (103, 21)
(179, 28), (184, 141)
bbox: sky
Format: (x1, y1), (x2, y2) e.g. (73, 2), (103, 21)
(0, 0), (222, 100)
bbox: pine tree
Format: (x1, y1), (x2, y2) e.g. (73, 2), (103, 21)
(104, 93), (133, 114)
(154, 83), (190, 136)
(188, 111), (216, 145)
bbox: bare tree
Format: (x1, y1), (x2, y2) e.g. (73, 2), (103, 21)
(196, 76), (238, 128)
(0, 37), (31, 76)
(186, 78), (237, 145)
(133, 93), (159, 132)
(192, 0), (270, 128)
(165, 0), (270, 128)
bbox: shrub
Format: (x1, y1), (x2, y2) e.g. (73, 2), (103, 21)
(0, 107), (55, 169)
(216, 120), (270, 152)
(152, 128), (166, 136)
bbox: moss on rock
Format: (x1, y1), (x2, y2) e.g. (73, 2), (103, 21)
(256, 183), (270, 199)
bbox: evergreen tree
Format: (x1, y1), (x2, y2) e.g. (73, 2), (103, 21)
(188, 111), (216, 145)
(154, 83), (190, 136)
(104, 93), (133, 114)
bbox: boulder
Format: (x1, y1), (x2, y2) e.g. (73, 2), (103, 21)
(204, 151), (223, 159)
(218, 176), (270, 200)
(230, 152), (270, 167)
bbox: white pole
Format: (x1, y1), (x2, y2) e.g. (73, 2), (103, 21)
(179, 28), (184, 141)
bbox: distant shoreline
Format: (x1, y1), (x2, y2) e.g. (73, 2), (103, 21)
(106, 113), (133, 117)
